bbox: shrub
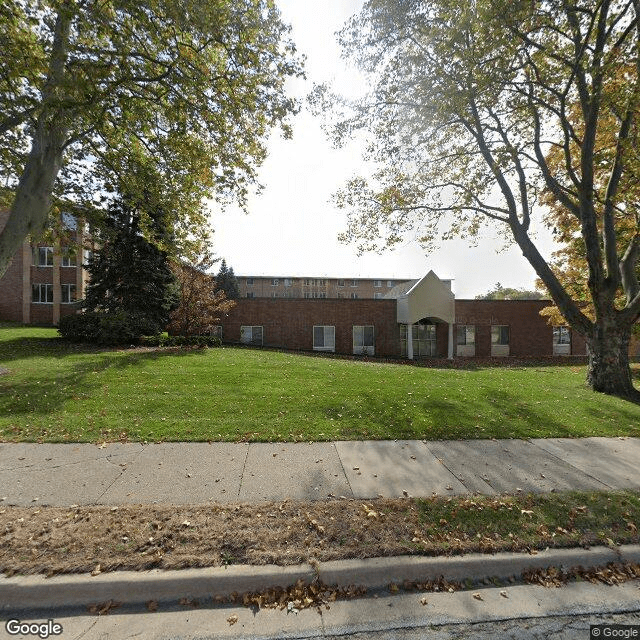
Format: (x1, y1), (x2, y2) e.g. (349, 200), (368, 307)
(58, 312), (161, 345)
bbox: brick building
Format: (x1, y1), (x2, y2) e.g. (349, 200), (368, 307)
(0, 209), (90, 325)
(219, 271), (605, 359)
(237, 275), (425, 299)
(1, 213), (638, 359)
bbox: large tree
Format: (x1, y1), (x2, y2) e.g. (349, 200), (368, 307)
(314, 0), (640, 399)
(83, 197), (179, 332)
(215, 259), (240, 299)
(0, 0), (302, 274)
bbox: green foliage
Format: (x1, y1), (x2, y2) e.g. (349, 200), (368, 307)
(476, 283), (546, 301)
(58, 311), (160, 345)
(215, 259), (240, 300)
(83, 198), (179, 330)
(0, 0), (303, 271)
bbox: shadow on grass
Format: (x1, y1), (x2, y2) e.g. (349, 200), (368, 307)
(0, 345), (209, 419)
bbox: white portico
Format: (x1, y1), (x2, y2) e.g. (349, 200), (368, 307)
(392, 271), (456, 360)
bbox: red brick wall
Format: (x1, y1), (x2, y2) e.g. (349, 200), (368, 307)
(0, 210), (24, 322)
(222, 298), (400, 357)
(455, 299), (587, 357)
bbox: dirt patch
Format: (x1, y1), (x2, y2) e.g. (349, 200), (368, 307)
(1, 494), (639, 577)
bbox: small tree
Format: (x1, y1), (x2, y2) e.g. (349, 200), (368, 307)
(169, 250), (236, 337)
(83, 199), (179, 334)
(216, 259), (240, 299)
(476, 283), (546, 301)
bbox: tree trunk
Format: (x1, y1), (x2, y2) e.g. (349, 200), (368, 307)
(585, 322), (639, 400)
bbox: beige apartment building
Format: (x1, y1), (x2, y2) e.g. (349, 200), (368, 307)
(236, 275), (431, 300)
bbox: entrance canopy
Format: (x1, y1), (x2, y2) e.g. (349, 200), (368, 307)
(391, 271), (455, 325)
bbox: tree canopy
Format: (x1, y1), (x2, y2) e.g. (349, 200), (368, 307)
(83, 197), (179, 333)
(476, 283), (545, 301)
(215, 259), (240, 299)
(315, 0), (640, 398)
(0, 0), (303, 273)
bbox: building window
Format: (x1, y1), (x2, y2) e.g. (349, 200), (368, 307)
(61, 284), (76, 303)
(32, 283), (53, 303)
(246, 278), (254, 286)
(246, 292), (255, 299)
(553, 326), (571, 345)
(373, 280), (382, 287)
(350, 292), (358, 299)
(313, 325), (335, 352)
(491, 325), (510, 345)
(387, 280), (395, 288)
(271, 292), (278, 298)
(240, 326), (263, 345)
(284, 278), (293, 287)
(337, 279), (345, 287)
(61, 248), (77, 267)
(400, 324), (436, 357)
(304, 292), (327, 299)
(304, 278), (311, 286)
(456, 325), (475, 345)
(351, 279), (358, 287)
(210, 325), (223, 338)
(34, 247), (54, 267)
(374, 293), (384, 299)
(353, 325), (375, 355)
(271, 278), (279, 286)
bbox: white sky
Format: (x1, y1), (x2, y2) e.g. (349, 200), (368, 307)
(209, 0), (557, 299)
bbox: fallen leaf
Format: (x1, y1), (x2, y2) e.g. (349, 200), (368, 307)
(472, 593), (483, 601)
(91, 564), (101, 576)
(521, 509), (534, 516)
(420, 597), (428, 605)
(227, 614), (238, 625)
(146, 600), (158, 612)
(500, 591), (508, 598)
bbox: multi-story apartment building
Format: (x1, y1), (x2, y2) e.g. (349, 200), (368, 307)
(236, 275), (435, 300)
(0, 210), (90, 325)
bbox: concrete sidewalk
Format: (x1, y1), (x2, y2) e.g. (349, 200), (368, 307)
(1, 436), (639, 506)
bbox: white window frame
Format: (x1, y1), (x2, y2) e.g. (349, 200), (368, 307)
(387, 280), (395, 288)
(61, 249), (77, 267)
(271, 278), (279, 286)
(32, 283), (53, 303)
(374, 292), (384, 299)
(240, 325), (263, 346)
(351, 279), (358, 287)
(373, 280), (382, 288)
(491, 325), (510, 356)
(284, 278), (293, 287)
(337, 279), (345, 287)
(353, 325), (375, 355)
(553, 326), (571, 345)
(271, 292), (278, 298)
(313, 325), (335, 352)
(34, 247), (54, 267)
(456, 325), (475, 346)
(350, 292), (358, 299)
(61, 284), (76, 304)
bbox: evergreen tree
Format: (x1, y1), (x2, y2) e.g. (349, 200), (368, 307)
(215, 259), (240, 300)
(83, 199), (179, 333)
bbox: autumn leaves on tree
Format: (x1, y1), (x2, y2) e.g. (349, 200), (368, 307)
(316, 0), (640, 398)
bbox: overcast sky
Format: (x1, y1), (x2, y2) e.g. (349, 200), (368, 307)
(209, 0), (557, 298)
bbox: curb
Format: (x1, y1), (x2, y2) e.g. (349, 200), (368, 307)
(1, 545), (639, 613)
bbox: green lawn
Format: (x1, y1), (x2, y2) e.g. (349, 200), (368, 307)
(1, 325), (639, 443)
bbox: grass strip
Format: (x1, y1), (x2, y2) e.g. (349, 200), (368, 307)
(0, 490), (638, 577)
